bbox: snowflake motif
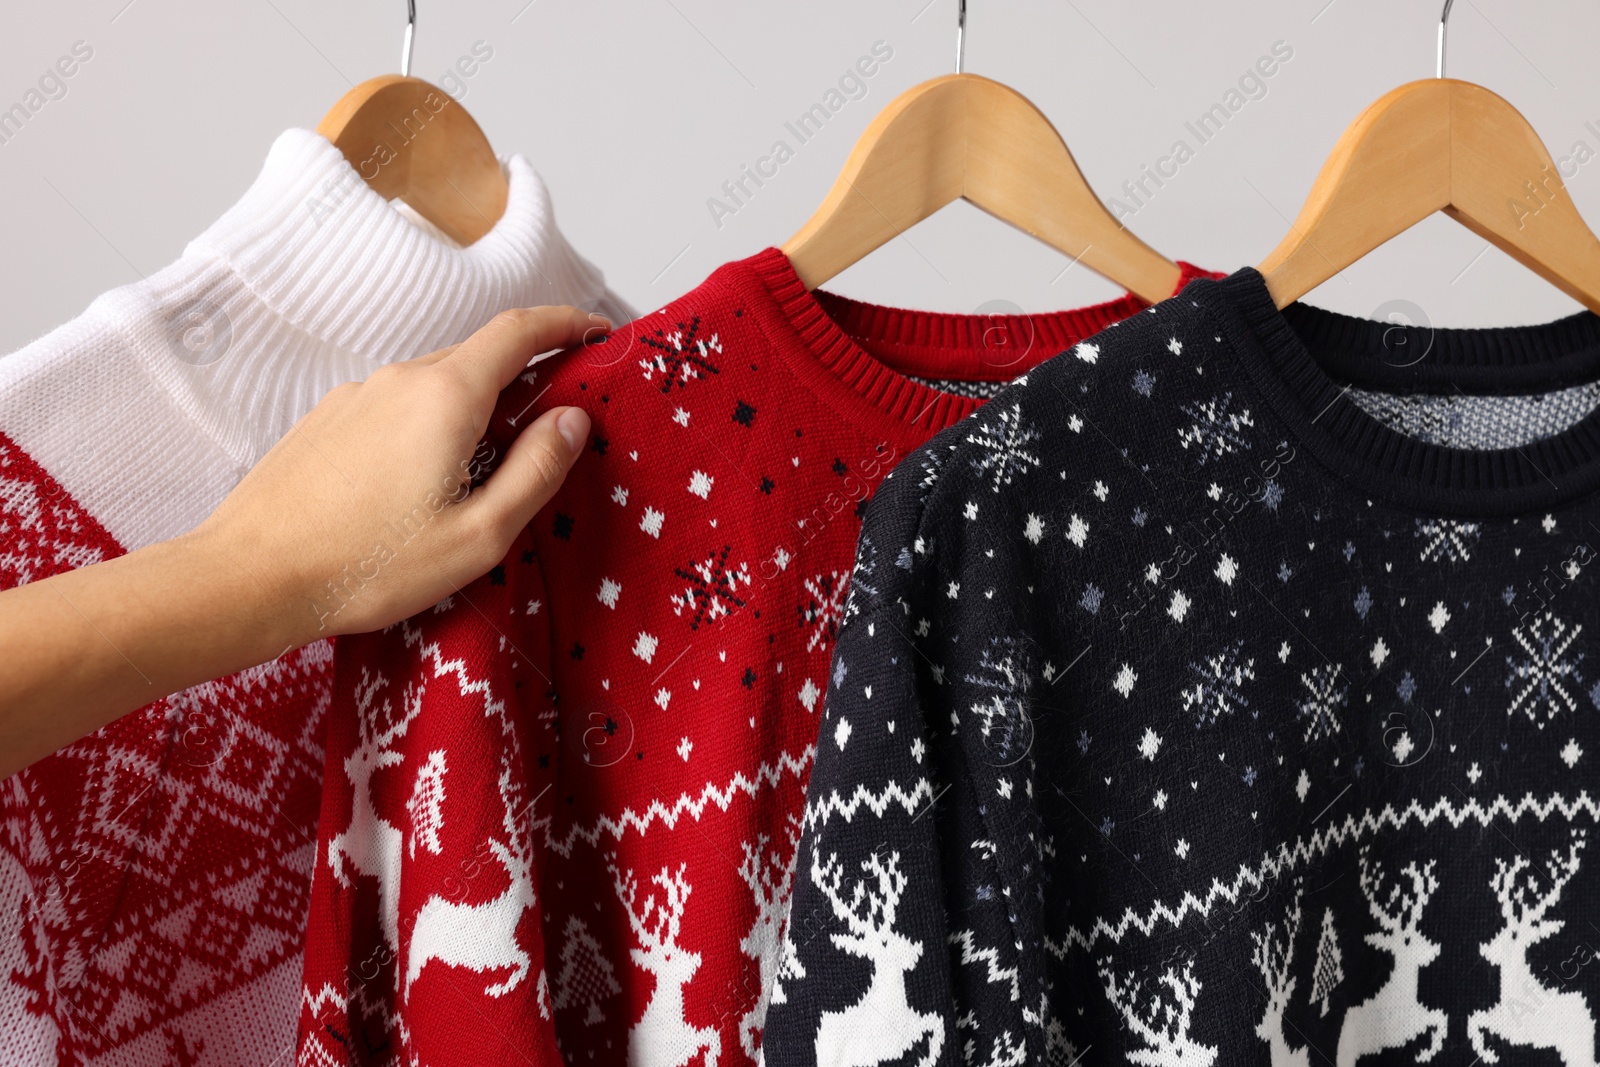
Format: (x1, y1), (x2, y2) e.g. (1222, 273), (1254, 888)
(1354, 586), (1372, 620)
(1296, 664), (1348, 742)
(1113, 663), (1138, 698)
(1132, 369), (1156, 396)
(637, 316), (722, 393)
(965, 403), (1044, 493)
(669, 545), (752, 629)
(1176, 391), (1255, 464)
(1080, 584), (1104, 614)
(1397, 671), (1417, 704)
(798, 571), (850, 652)
(965, 637), (1034, 764)
(1506, 611), (1585, 728)
(1137, 727), (1162, 761)
(842, 535), (881, 620)
(1415, 517), (1481, 562)
(1181, 641), (1257, 727)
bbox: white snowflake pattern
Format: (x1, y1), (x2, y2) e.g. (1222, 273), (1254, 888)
(1176, 391), (1255, 464)
(1167, 590), (1191, 623)
(640, 507), (665, 538)
(1023, 514), (1045, 544)
(1215, 554), (1238, 585)
(1505, 611), (1585, 728)
(1296, 663), (1348, 742)
(597, 577), (622, 609)
(798, 678), (821, 713)
(799, 571), (850, 652)
(1113, 663), (1138, 698)
(1137, 728), (1163, 761)
(688, 470), (714, 499)
(1066, 514), (1089, 548)
(966, 403), (1044, 493)
(632, 632), (659, 664)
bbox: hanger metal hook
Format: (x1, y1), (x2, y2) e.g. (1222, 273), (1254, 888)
(1437, 0), (1456, 78)
(401, 0), (416, 78)
(955, 0), (967, 74)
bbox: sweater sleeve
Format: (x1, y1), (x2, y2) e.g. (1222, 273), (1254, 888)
(763, 446), (1041, 1067)
(296, 522), (565, 1066)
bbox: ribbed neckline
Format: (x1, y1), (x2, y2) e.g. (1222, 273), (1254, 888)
(187, 129), (626, 363)
(1197, 267), (1600, 517)
(724, 247), (1212, 449)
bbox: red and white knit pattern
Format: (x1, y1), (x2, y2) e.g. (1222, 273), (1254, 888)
(0, 128), (627, 1067)
(297, 249), (1215, 1066)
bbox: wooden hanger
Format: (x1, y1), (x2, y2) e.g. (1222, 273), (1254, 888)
(782, 1), (1182, 302)
(316, 1), (507, 246)
(1259, 0), (1600, 315)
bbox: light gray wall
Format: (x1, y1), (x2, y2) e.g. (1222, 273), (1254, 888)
(3, 0), (1598, 357)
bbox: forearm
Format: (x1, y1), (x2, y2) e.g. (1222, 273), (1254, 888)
(0, 305), (601, 781)
(0, 525), (306, 778)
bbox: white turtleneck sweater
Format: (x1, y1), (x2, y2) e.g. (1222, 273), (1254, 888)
(0, 128), (631, 1067)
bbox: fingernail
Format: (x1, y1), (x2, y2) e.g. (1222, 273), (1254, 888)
(556, 407), (591, 456)
(589, 312), (614, 331)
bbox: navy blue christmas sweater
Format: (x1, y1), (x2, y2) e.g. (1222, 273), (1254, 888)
(764, 268), (1600, 1067)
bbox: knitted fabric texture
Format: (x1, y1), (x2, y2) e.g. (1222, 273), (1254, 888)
(0, 128), (628, 1067)
(294, 249), (1215, 1067)
(764, 268), (1600, 1066)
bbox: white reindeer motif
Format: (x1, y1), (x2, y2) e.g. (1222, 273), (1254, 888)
(1469, 832), (1597, 1066)
(1335, 850), (1446, 1066)
(405, 761), (539, 1000)
(736, 817), (802, 1061)
(1098, 958), (1218, 1066)
(610, 860), (721, 1067)
(810, 846), (943, 1067)
(1251, 889), (1309, 1067)
(326, 670), (421, 966)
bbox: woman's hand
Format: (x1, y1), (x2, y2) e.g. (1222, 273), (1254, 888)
(0, 305), (606, 778)
(202, 304), (605, 646)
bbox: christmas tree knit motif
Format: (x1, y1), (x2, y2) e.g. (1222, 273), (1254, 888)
(764, 267), (1600, 1065)
(295, 249), (1218, 1066)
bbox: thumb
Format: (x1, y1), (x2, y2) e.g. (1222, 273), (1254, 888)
(470, 405), (590, 538)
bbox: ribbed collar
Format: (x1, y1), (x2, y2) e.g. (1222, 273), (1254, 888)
(1197, 267), (1600, 517)
(187, 128), (621, 363)
(723, 247), (1213, 449)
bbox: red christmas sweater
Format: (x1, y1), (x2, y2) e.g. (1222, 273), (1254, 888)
(296, 249), (1214, 1066)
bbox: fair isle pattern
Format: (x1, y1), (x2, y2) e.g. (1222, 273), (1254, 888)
(0, 431), (334, 1066)
(0, 127), (632, 1067)
(0, 433), (114, 588)
(765, 281), (1600, 1066)
(298, 250), (1216, 1067)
